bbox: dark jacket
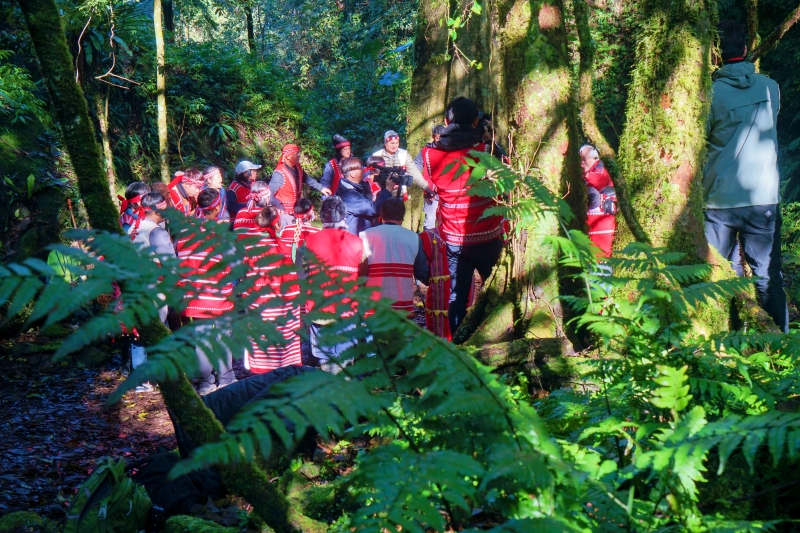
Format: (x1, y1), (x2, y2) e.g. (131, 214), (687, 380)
(336, 177), (376, 235)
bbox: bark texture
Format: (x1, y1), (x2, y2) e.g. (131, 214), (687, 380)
(615, 0), (716, 261)
(154, 0), (170, 183)
(17, 0), (120, 234)
(246, 6), (256, 53)
(94, 88), (117, 204)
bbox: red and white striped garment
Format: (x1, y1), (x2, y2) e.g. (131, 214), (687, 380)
(279, 221), (320, 251)
(175, 232), (234, 318)
(232, 207), (262, 238)
(168, 178), (195, 216)
(420, 144), (504, 246)
(229, 180), (251, 206)
(243, 231), (302, 373)
(360, 224), (420, 314)
(302, 228), (364, 316)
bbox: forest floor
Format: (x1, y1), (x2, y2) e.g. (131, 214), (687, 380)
(0, 289), (430, 524)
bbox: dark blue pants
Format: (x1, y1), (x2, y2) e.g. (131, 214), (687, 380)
(447, 238), (504, 332)
(704, 205), (788, 333)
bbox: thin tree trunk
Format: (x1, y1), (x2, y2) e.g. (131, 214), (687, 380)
(94, 87), (118, 204)
(748, 1), (800, 62)
(154, 0), (170, 183)
(246, 6), (256, 53)
(616, 0), (716, 261)
(746, 0), (760, 71)
(17, 0), (120, 233)
(573, 0), (649, 244)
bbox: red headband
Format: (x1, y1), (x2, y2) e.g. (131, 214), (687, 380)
(334, 140), (351, 149)
(118, 194), (142, 215)
(155, 200), (167, 210)
(203, 168), (222, 183)
(202, 194), (222, 212)
(282, 144), (300, 155)
(385, 135), (399, 141)
(246, 189), (270, 210)
(182, 174), (204, 188)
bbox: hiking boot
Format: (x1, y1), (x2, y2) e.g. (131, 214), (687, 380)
(196, 382), (217, 396)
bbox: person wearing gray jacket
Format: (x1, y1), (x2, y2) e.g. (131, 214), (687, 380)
(703, 19), (787, 332)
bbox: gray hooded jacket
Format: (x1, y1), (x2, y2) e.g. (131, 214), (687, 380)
(703, 61), (780, 209)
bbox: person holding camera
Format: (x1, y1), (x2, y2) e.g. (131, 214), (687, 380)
(419, 97), (504, 333)
(335, 156), (377, 235)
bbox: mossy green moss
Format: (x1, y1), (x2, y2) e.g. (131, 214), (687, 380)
(162, 515), (238, 533)
(615, 0), (717, 261)
(0, 511), (55, 533)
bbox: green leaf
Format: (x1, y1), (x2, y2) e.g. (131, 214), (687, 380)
(471, 2), (482, 15)
(650, 365), (692, 414)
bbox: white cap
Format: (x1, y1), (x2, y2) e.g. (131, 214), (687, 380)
(235, 160), (262, 174)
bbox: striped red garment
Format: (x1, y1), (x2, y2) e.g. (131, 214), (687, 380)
(229, 180), (251, 206)
(175, 232), (234, 318)
(233, 207), (262, 238)
(243, 231), (303, 372)
(279, 221), (320, 250)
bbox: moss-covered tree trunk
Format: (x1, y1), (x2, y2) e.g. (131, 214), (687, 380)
(17, 0), (120, 234)
(471, 0), (583, 347)
(94, 88), (118, 205)
(615, 0), (716, 261)
(154, 0), (170, 183)
(246, 6), (256, 53)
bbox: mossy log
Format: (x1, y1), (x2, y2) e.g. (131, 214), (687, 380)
(17, 0), (120, 234)
(162, 516), (238, 533)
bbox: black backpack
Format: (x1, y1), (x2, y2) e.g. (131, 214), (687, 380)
(126, 449), (221, 517)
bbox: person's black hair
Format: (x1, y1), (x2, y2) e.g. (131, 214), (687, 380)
(197, 188), (220, 209)
(444, 96), (479, 126)
(432, 124), (446, 136)
(340, 156), (362, 175)
(141, 192), (165, 209)
(718, 20), (747, 61)
(380, 198), (405, 222)
(125, 181), (150, 201)
(256, 206), (279, 228)
(321, 196), (346, 224)
(366, 156), (385, 168)
(294, 197), (313, 216)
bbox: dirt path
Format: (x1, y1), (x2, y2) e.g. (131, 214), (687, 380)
(0, 350), (175, 521)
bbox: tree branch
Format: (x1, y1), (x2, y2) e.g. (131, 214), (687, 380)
(747, 1), (800, 61)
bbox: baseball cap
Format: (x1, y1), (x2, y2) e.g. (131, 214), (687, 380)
(234, 160), (262, 174)
(384, 130), (400, 140)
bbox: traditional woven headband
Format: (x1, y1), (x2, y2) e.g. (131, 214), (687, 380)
(334, 140), (350, 149)
(182, 174), (204, 188)
(155, 200), (168, 210)
(202, 194), (222, 212)
(203, 168), (222, 183)
(117, 195), (142, 214)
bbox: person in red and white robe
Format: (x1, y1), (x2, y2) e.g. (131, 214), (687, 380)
(232, 181), (273, 238)
(360, 199), (429, 315)
(270, 144), (330, 217)
(296, 196), (365, 374)
(279, 197), (320, 261)
(320, 134), (351, 196)
(175, 222), (235, 394)
(579, 144), (616, 258)
(242, 206), (303, 373)
(420, 97), (504, 332)
(168, 169), (204, 216)
(228, 160), (262, 219)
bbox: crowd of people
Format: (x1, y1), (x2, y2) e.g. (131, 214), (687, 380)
(114, 18), (791, 397)
(117, 97), (549, 393)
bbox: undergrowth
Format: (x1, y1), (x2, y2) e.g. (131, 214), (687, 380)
(0, 156), (798, 531)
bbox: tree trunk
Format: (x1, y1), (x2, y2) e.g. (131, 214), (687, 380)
(94, 88), (118, 205)
(154, 0), (170, 184)
(246, 6), (256, 53)
(444, 0), (584, 355)
(615, 0), (716, 262)
(573, 0), (649, 244)
(17, 0), (120, 234)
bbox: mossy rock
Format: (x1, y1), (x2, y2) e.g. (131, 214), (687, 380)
(280, 471), (356, 523)
(162, 516), (239, 533)
(0, 511), (55, 533)
(73, 346), (111, 368)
